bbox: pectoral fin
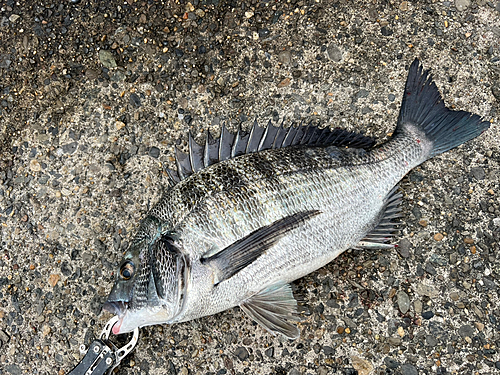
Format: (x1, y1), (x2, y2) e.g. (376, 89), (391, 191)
(202, 210), (320, 285)
(240, 283), (300, 339)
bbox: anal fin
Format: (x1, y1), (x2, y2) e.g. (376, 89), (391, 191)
(240, 284), (300, 340)
(356, 186), (403, 250)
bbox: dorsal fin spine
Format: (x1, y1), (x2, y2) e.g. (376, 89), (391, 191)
(169, 120), (376, 185)
(219, 123), (235, 161)
(203, 130), (211, 168)
(188, 133), (204, 173)
(272, 123), (286, 149)
(281, 124), (297, 148)
(257, 122), (271, 151)
(175, 146), (192, 180)
(166, 167), (180, 185)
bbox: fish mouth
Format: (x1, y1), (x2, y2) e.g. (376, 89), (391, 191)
(102, 301), (129, 335)
(102, 301), (128, 316)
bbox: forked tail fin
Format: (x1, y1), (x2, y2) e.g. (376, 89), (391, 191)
(395, 59), (489, 158)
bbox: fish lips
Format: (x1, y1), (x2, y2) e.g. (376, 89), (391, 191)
(102, 300), (128, 317)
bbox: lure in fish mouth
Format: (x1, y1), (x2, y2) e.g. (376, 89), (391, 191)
(103, 59), (489, 339)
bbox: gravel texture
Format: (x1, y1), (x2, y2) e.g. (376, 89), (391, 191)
(1, 0), (500, 374)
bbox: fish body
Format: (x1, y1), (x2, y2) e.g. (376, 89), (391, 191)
(149, 140), (414, 322)
(104, 60), (489, 338)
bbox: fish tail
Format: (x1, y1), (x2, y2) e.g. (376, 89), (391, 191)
(394, 59), (489, 158)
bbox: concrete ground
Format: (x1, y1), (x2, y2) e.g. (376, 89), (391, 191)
(0, 0), (499, 374)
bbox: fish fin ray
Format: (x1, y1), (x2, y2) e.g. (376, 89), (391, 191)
(219, 123), (235, 161)
(175, 147), (193, 180)
(246, 120), (266, 153)
(358, 186), (402, 247)
(258, 120), (280, 151)
(354, 241), (396, 250)
(202, 210), (321, 284)
(293, 121), (311, 145)
(240, 283), (300, 339)
(188, 133), (205, 173)
(166, 167), (181, 185)
(204, 130), (219, 167)
(281, 123), (298, 147)
(232, 126), (250, 157)
(272, 123), (288, 149)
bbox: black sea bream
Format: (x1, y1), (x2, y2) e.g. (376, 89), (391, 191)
(103, 60), (489, 339)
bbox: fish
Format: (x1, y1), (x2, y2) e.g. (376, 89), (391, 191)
(103, 59), (489, 339)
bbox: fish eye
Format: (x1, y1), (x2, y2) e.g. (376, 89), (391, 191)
(120, 261), (135, 280)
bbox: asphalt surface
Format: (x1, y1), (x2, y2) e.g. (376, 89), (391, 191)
(0, 0), (500, 374)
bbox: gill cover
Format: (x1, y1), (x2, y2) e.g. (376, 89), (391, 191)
(149, 234), (188, 318)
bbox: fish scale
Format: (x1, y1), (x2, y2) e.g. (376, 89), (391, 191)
(103, 60), (489, 339)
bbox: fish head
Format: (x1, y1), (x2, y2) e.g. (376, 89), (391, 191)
(103, 234), (188, 334)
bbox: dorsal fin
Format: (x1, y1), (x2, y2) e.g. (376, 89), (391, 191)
(166, 120), (377, 185)
(272, 122), (287, 149)
(175, 147), (192, 180)
(189, 133), (204, 173)
(232, 126), (250, 158)
(204, 130), (219, 168)
(258, 120), (280, 151)
(219, 123), (235, 161)
(247, 120), (266, 153)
